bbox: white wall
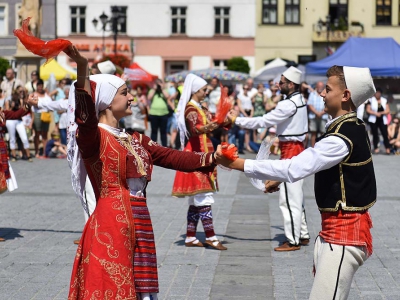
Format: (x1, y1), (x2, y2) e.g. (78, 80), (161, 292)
(243, 56), (255, 75)
(191, 56), (212, 70)
(133, 55), (163, 78)
(57, 0), (255, 38)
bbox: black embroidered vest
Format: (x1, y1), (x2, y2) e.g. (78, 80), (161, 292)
(314, 112), (376, 212)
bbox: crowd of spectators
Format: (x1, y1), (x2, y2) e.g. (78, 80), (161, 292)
(0, 68), (73, 160)
(2, 65), (398, 162)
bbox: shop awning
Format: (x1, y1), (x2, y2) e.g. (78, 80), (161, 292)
(40, 59), (77, 80)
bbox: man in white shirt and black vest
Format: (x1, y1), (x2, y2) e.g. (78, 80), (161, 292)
(217, 65), (376, 300)
(228, 66), (310, 252)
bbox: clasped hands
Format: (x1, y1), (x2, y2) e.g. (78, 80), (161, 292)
(214, 143), (282, 194)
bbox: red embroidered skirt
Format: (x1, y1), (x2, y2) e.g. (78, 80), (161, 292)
(130, 196), (159, 293)
(172, 137), (217, 197)
(0, 137), (10, 179)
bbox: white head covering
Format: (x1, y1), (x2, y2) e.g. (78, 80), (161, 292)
(343, 66), (376, 108)
(282, 66), (302, 84)
(176, 73), (207, 148)
(67, 74), (126, 213)
(97, 60), (116, 75)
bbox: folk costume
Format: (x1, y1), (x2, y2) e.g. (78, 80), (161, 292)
(172, 74), (226, 250)
(0, 107), (30, 193)
(67, 74), (217, 300)
(233, 66), (310, 249)
(242, 67), (376, 299)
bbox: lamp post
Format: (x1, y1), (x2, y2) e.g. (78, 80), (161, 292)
(92, 7), (125, 56)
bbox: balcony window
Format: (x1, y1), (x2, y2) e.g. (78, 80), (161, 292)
(70, 6), (86, 34)
(215, 7), (230, 35)
(262, 0), (277, 24)
(376, 0), (391, 25)
(285, 0), (300, 24)
(171, 7), (186, 34)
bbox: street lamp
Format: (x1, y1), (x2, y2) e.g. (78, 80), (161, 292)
(92, 7), (125, 56)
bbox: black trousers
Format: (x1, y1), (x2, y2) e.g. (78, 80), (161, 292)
(370, 118), (390, 150)
(149, 114), (169, 147)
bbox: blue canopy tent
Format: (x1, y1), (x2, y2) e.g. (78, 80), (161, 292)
(306, 37), (400, 77)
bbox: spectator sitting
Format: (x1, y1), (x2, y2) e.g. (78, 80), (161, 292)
(388, 117), (399, 154)
(45, 132), (67, 158)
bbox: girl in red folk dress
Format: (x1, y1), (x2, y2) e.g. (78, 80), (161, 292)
(64, 46), (218, 300)
(172, 74), (229, 251)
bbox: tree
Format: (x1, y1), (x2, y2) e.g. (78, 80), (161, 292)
(0, 57), (10, 78)
(100, 54), (131, 69)
(227, 57), (250, 74)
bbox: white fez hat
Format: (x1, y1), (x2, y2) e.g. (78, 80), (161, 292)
(282, 66), (302, 84)
(343, 66), (376, 108)
(98, 60), (116, 75)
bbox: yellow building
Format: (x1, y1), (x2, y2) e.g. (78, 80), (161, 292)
(255, 0), (400, 69)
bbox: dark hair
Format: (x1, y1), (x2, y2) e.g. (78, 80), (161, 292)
(10, 91), (21, 111)
(37, 79), (44, 86)
(326, 65), (346, 89)
(375, 87), (383, 93)
(223, 84), (234, 97)
(211, 77), (219, 84)
(300, 81), (310, 99)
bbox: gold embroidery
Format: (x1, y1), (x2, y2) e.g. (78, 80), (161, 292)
(319, 200), (376, 212)
(327, 112), (357, 132)
(342, 157), (372, 166)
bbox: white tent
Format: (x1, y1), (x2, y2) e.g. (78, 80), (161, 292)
(253, 58), (288, 77)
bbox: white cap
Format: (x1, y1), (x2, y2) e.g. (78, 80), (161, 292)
(282, 66), (302, 84)
(97, 60), (116, 75)
(343, 66), (376, 108)
(269, 127), (276, 133)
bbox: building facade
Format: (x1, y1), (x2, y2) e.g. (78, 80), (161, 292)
(57, 0), (256, 78)
(255, 0), (400, 70)
(0, 0), (56, 59)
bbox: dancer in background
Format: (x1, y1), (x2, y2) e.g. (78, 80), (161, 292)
(172, 74), (229, 251)
(228, 67), (310, 251)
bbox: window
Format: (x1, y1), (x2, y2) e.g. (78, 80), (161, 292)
(298, 55), (316, 65)
(329, 0), (348, 30)
(213, 59), (228, 70)
(262, 0), (277, 24)
(70, 6), (86, 34)
(0, 5), (7, 36)
(285, 0), (300, 24)
(15, 3), (22, 29)
(214, 7), (230, 35)
(376, 0), (391, 25)
(165, 61), (188, 75)
(171, 7), (186, 34)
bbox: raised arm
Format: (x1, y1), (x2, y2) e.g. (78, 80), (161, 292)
(63, 45), (99, 159)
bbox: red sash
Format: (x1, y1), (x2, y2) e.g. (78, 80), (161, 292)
(279, 141), (304, 159)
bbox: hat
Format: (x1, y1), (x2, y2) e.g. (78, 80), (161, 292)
(269, 127), (276, 133)
(282, 66), (302, 84)
(343, 66), (376, 108)
(97, 60), (116, 75)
